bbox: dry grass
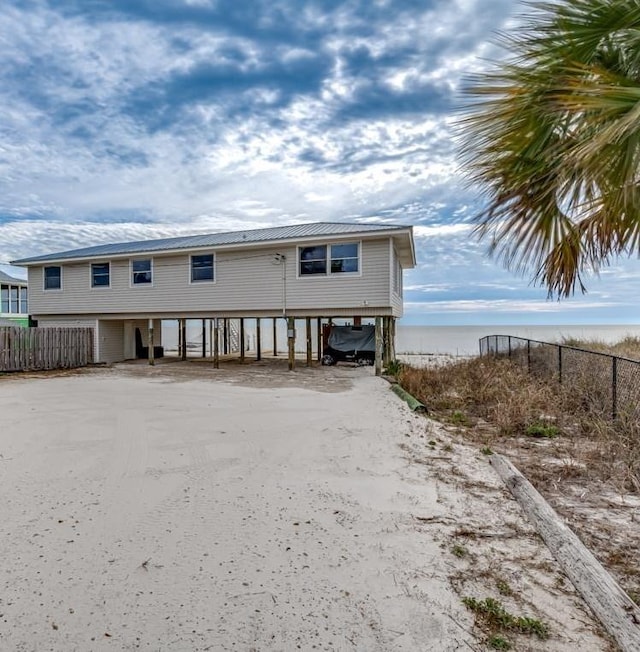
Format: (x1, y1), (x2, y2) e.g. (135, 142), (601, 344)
(560, 335), (640, 361)
(397, 348), (640, 602)
(399, 354), (640, 494)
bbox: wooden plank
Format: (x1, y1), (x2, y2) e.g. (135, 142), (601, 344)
(306, 317), (312, 367)
(490, 454), (640, 652)
(287, 317), (295, 371)
(374, 316), (382, 376)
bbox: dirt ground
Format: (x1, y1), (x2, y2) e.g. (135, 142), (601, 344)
(0, 360), (612, 651)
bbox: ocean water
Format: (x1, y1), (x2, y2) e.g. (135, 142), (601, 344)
(164, 320), (640, 357)
(395, 324), (640, 356)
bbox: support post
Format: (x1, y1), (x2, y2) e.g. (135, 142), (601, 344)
(390, 317), (396, 361)
(240, 318), (245, 361)
(202, 319), (206, 358)
(209, 319), (213, 357)
(213, 318), (220, 369)
(382, 316), (391, 367)
(273, 318), (278, 356)
(287, 317), (295, 371)
(148, 319), (155, 366)
(223, 319), (228, 355)
(180, 319), (187, 361)
(256, 318), (262, 361)
(306, 317), (312, 367)
(374, 316), (382, 376)
(316, 317), (322, 361)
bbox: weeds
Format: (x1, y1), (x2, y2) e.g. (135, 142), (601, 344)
(487, 634), (511, 650)
(452, 544), (468, 558)
(397, 354), (640, 493)
(462, 596), (549, 640)
(525, 422), (560, 438)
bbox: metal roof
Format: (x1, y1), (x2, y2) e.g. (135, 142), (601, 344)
(12, 222), (413, 265)
(0, 270), (27, 285)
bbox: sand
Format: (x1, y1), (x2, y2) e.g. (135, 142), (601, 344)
(0, 362), (609, 651)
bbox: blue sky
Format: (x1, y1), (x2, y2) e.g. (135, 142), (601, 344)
(1, 0), (639, 325)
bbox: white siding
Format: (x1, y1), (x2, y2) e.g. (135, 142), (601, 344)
(97, 320), (125, 364)
(391, 246), (404, 317)
(27, 238), (393, 317)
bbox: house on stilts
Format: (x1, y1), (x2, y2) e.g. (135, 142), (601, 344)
(12, 222), (415, 372)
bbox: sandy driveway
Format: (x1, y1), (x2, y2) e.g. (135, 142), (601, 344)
(0, 363), (608, 651)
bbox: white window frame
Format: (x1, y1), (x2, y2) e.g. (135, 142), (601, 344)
(189, 253), (215, 284)
(43, 265), (63, 291)
(130, 258), (153, 287)
(90, 262), (111, 289)
(297, 241), (361, 278)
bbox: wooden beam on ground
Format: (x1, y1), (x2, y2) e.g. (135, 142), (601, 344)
(147, 319), (155, 366)
(256, 318), (261, 361)
(490, 454), (640, 652)
(305, 317), (312, 367)
(287, 316), (295, 371)
(374, 316), (382, 376)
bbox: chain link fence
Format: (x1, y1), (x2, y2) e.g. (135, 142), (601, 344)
(479, 335), (640, 421)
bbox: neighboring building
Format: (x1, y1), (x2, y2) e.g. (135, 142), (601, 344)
(12, 222), (415, 364)
(0, 270), (28, 326)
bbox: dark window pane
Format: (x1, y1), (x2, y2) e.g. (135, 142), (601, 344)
(300, 246), (326, 261)
(44, 266), (61, 290)
(331, 258), (359, 273)
(331, 243), (358, 259)
(191, 255), (214, 282)
(132, 260), (151, 272)
(132, 260), (152, 284)
(300, 260), (327, 275)
(20, 287), (27, 313)
(91, 263), (110, 287)
(1, 286), (8, 312)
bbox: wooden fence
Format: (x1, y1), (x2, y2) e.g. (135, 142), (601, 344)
(0, 327), (94, 372)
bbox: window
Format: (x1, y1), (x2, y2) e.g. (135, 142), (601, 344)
(299, 245), (327, 275)
(10, 287), (18, 313)
(191, 254), (214, 282)
(330, 243), (359, 273)
(299, 242), (359, 276)
(20, 287), (28, 314)
(132, 259), (152, 285)
(44, 265), (62, 290)
(1, 285), (8, 313)
(91, 262), (110, 287)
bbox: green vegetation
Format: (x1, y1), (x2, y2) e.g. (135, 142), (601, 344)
(460, 0), (640, 297)
(462, 596), (548, 640)
(398, 352), (640, 494)
(452, 544), (468, 558)
(487, 635), (511, 650)
(525, 422), (559, 439)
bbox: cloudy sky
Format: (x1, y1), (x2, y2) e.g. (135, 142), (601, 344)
(1, 0), (639, 325)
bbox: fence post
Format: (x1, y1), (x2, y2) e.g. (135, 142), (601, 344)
(612, 357), (617, 421)
(527, 340), (531, 373)
(508, 336), (512, 358)
(558, 345), (563, 384)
